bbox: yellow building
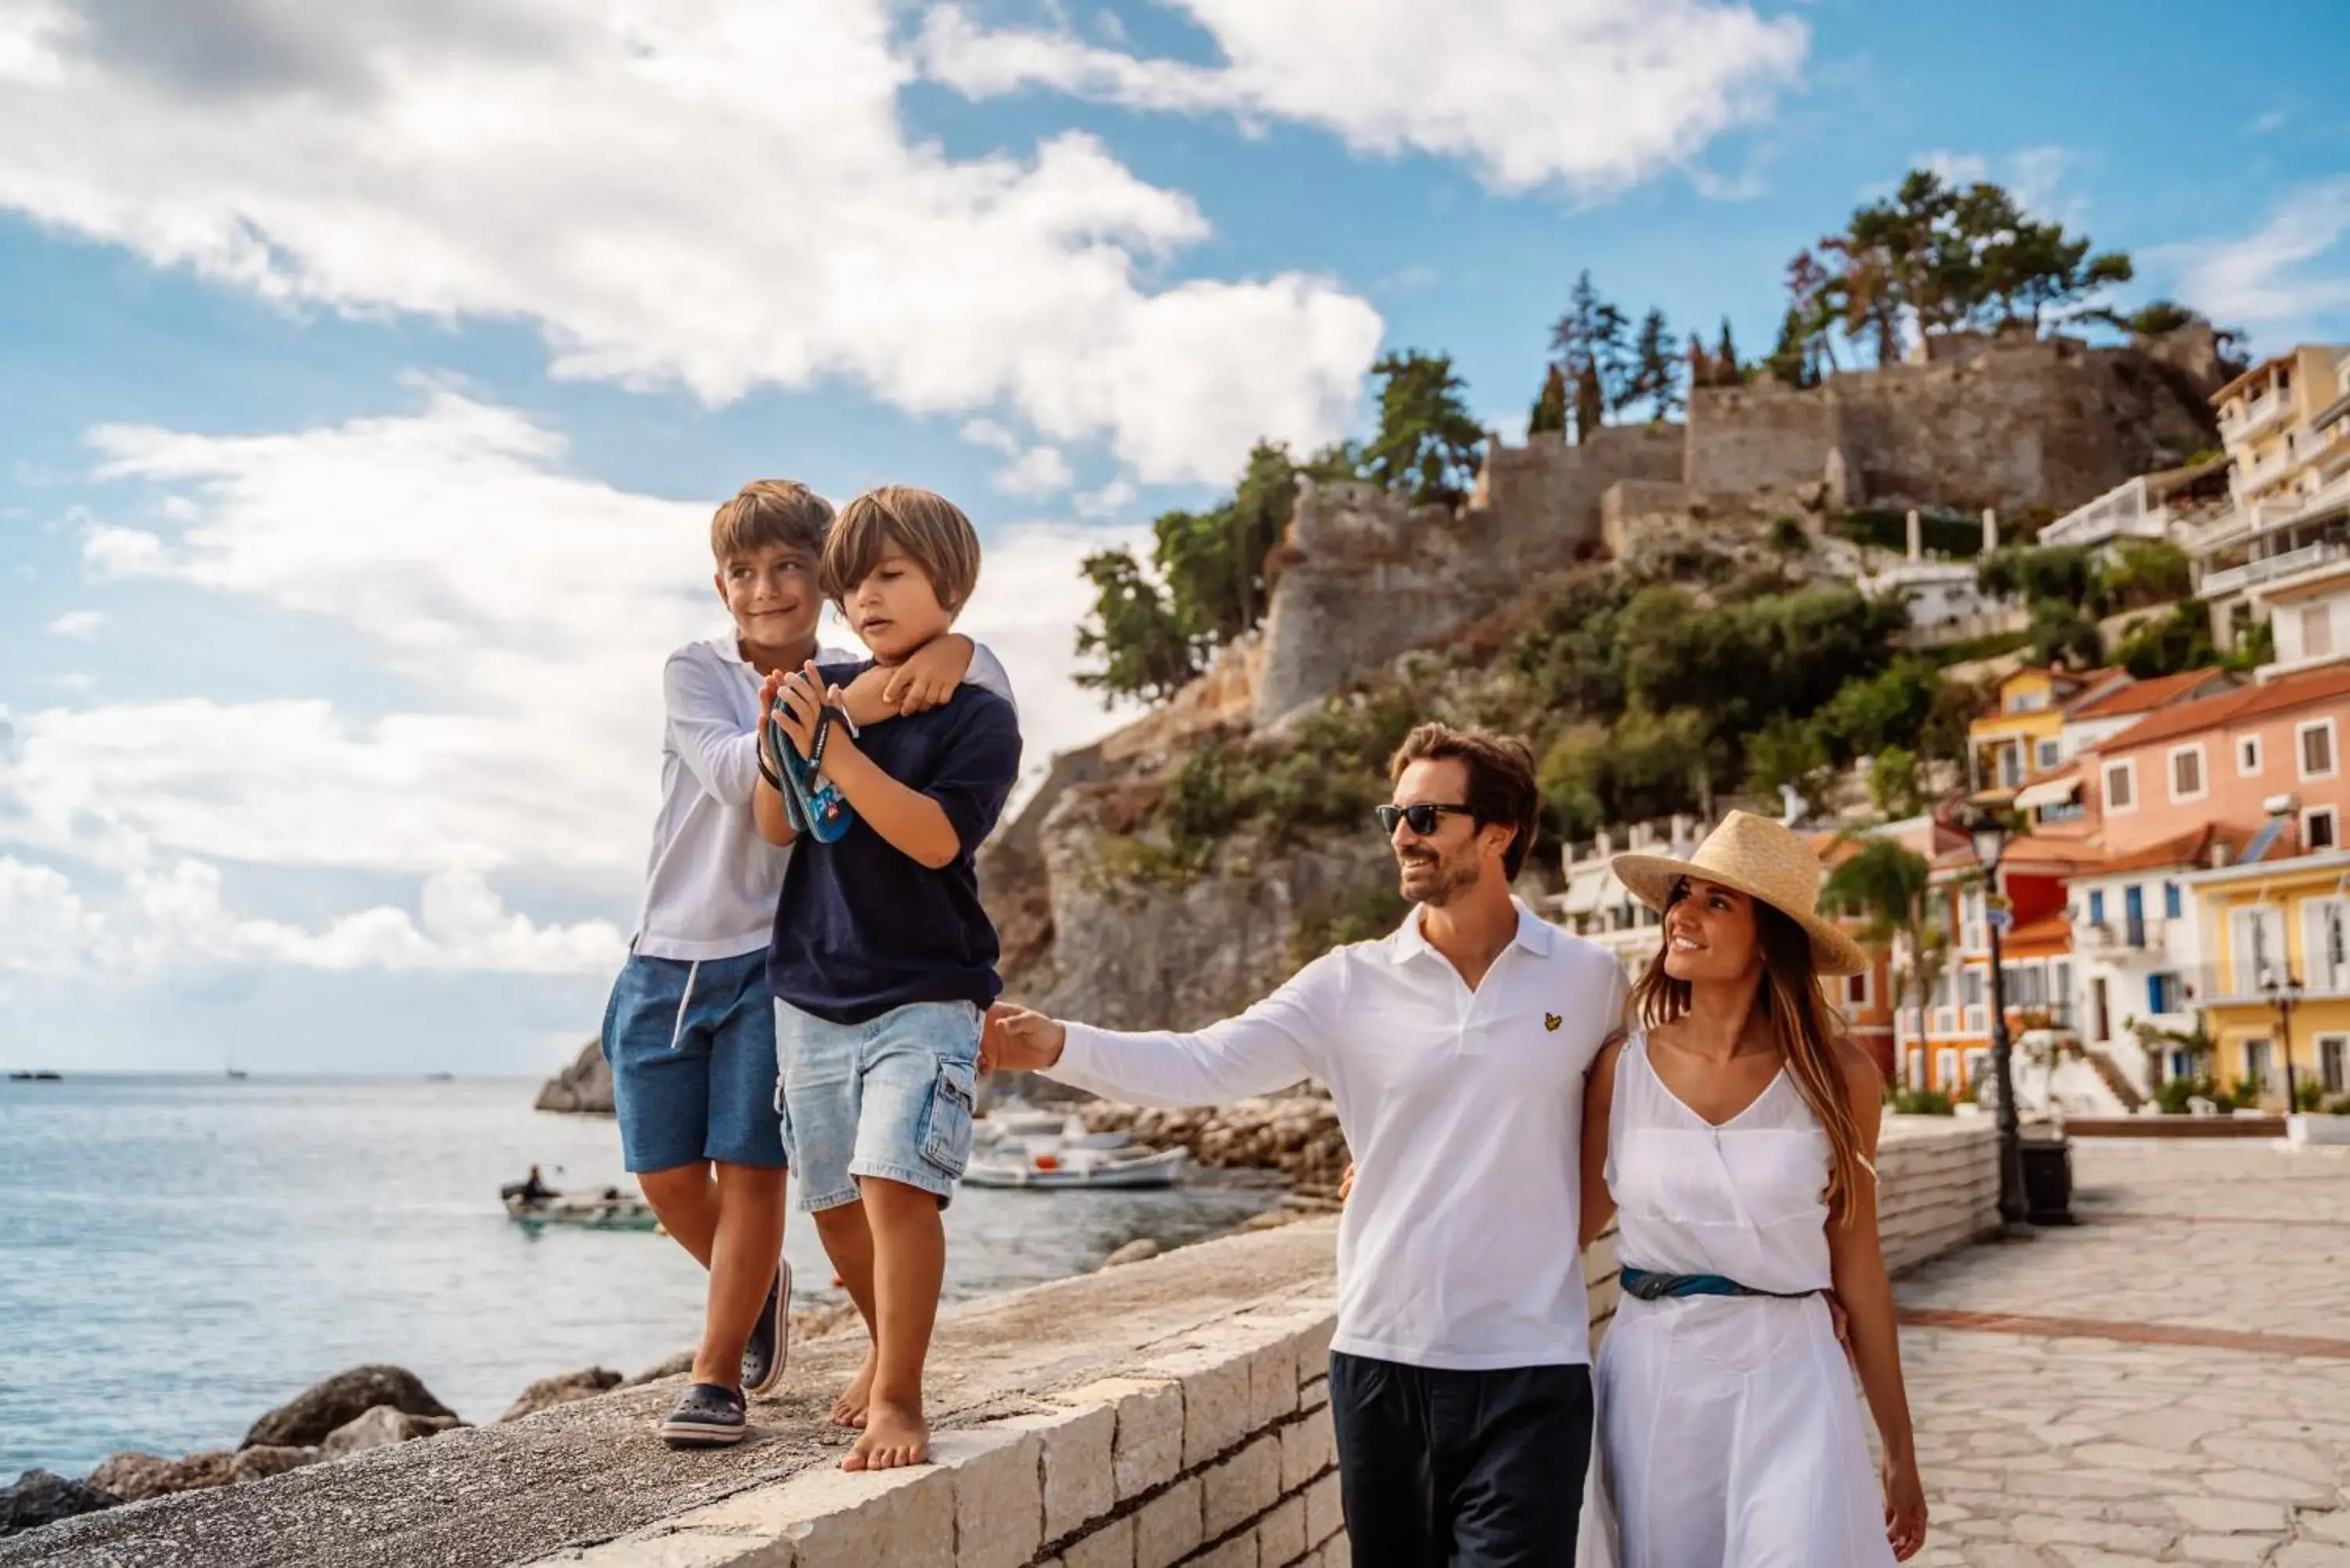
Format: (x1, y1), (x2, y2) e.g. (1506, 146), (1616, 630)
(2212, 344), (2350, 510)
(1968, 666), (2123, 791)
(2182, 847), (2350, 1107)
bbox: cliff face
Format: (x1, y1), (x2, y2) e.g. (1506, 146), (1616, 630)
(983, 326), (2225, 1033)
(1005, 787), (1397, 1029)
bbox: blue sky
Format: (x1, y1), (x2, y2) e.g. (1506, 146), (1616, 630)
(4, 0), (2348, 1073)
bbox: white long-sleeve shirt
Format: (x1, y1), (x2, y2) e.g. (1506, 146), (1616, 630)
(630, 633), (1014, 960)
(1050, 901), (1627, 1371)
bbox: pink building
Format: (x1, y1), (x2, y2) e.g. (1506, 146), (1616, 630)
(2084, 666), (2350, 854)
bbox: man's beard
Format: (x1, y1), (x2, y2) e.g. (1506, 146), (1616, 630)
(1398, 848), (1478, 907)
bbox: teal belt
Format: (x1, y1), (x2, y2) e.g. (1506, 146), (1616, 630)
(1618, 1265), (1822, 1302)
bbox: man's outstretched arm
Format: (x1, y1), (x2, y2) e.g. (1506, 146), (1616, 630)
(985, 956), (1340, 1108)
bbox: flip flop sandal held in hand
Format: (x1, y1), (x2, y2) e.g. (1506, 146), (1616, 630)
(760, 701), (857, 843)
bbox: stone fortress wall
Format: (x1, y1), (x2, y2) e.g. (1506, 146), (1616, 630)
(1250, 327), (2228, 724)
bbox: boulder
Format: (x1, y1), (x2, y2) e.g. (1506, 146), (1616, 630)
(1, 1469), (120, 1537)
(498, 1367), (621, 1422)
(620, 1349), (696, 1389)
(319, 1405), (466, 1459)
(535, 1038), (613, 1115)
(1101, 1237), (1161, 1269)
(91, 1444), (321, 1503)
(244, 1364), (457, 1450)
(233, 1446), (320, 1485)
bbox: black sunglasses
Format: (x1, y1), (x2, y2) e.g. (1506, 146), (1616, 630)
(1376, 803), (1477, 836)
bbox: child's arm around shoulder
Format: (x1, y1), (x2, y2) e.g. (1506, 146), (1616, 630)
(824, 682), (1021, 869)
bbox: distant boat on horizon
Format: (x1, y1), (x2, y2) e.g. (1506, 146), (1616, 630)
(8, 1070), (63, 1082)
(425, 1072), (456, 1082)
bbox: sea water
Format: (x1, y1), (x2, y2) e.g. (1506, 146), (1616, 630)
(0, 1075), (1282, 1477)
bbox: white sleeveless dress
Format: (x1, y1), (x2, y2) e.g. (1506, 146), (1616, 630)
(1596, 1033), (1895, 1568)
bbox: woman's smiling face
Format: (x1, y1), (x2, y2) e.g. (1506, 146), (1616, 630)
(1663, 876), (1763, 985)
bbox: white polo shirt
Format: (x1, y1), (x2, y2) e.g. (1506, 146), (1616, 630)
(1050, 901), (1627, 1371)
(630, 634), (1013, 962)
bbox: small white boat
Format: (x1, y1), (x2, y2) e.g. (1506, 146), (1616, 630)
(502, 1190), (660, 1230)
(962, 1146), (1188, 1190)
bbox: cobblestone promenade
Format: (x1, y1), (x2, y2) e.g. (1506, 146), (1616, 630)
(1895, 1140), (2350, 1566)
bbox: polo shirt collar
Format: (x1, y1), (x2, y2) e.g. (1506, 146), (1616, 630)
(1389, 898), (1556, 964)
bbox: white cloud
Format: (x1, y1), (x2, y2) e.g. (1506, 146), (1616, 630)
(0, 2), (1382, 485)
(0, 388), (1139, 983)
(960, 416), (1076, 495)
(914, 0), (1808, 197)
(1075, 478), (1140, 519)
(992, 444), (1076, 497)
(44, 609), (105, 639)
(2159, 179), (2350, 333)
(0, 854), (623, 979)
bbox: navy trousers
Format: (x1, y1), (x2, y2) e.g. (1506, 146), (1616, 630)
(1327, 1350), (1593, 1568)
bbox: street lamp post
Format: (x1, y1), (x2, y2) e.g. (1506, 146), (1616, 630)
(1969, 810), (2030, 1233)
(2263, 967), (2304, 1110)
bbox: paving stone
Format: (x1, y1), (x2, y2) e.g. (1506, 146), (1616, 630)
(1201, 1436), (1280, 1541)
(1060, 1516), (1135, 1568)
(2171, 1495), (2289, 1534)
(1133, 1476), (1204, 1568)
(1279, 1411), (1336, 1494)
(1257, 1496), (1307, 1566)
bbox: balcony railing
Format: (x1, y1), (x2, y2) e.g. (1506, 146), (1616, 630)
(2200, 540), (2350, 599)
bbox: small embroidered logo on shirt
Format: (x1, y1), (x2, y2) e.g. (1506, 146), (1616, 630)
(1544, 1012), (1562, 1031)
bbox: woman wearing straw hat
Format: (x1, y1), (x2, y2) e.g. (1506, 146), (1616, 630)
(1582, 809), (1927, 1565)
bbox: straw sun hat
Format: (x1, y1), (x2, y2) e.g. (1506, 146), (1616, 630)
(1608, 810), (1870, 977)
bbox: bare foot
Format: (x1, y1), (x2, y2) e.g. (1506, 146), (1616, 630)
(829, 1349), (876, 1429)
(841, 1397), (927, 1471)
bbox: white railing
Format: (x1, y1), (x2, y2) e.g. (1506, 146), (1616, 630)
(2199, 540), (2350, 599)
(2042, 477), (2158, 549)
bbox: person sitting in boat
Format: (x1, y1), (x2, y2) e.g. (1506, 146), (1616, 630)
(515, 1165), (555, 1204)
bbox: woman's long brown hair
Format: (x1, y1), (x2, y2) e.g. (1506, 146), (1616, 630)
(1628, 878), (1871, 1223)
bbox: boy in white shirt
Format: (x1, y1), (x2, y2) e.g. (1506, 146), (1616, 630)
(612, 479), (1012, 1449)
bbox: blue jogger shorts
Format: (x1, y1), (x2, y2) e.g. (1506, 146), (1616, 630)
(602, 949), (786, 1172)
(773, 999), (982, 1211)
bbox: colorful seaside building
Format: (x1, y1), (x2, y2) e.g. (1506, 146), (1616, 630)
(2190, 342), (2350, 655)
(1967, 666), (2128, 793)
(2179, 848), (2350, 1105)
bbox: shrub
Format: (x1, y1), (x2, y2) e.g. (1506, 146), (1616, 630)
(1891, 1087), (1954, 1116)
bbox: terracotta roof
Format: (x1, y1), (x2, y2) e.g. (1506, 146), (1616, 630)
(2101, 665), (2350, 753)
(2068, 669), (2240, 721)
(2076, 822), (2260, 877)
(2005, 912), (2071, 948)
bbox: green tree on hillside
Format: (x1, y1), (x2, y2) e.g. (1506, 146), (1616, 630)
(1528, 363), (1570, 436)
(1073, 551), (1198, 703)
(1361, 350), (1485, 504)
(1626, 307), (1683, 421)
(1550, 270), (1630, 441)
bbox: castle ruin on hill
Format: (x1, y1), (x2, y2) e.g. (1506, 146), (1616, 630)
(1250, 325), (2230, 724)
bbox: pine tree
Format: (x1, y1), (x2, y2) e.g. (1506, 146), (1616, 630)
(1528, 363), (1569, 436)
(1362, 350), (1486, 504)
(1713, 316), (1742, 387)
(1626, 307), (1683, 421)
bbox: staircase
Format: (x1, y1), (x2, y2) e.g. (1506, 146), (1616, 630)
(2083, 1048), (2146, 1112)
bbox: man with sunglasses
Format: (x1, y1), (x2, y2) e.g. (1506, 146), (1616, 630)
(985, 722), (1627, 1567)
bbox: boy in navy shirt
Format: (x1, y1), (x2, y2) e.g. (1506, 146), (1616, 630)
(753, 485), (1021, 1470)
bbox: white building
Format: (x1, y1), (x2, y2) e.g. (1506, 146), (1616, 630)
(2063, 829), (2230, 1095)
(1858, 508), (2020, 648)
(2037, 457), (2231, 557)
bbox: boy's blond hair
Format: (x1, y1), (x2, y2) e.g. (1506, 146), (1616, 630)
(711, 479), (833, 565)
(822, 485), (982, 612)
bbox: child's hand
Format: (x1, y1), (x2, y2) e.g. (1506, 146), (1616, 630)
(771, 662), (827, 759)
(981, 1003), (1065, 1074)
(884, 634), (971, 714)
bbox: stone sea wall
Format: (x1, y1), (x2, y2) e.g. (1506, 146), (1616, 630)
(5, 1119), (1997, 1566)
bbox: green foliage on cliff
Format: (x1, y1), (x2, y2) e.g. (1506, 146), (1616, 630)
(1075, 356), (1482, 703)
(1784, 168), (2135, 367)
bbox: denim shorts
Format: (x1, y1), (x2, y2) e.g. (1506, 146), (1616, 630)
(602, 949), (786, 1172)
(773, 999), (982, 1211)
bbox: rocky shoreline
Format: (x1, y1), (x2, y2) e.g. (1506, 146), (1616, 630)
(1077, 1089), (1349, 1194)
